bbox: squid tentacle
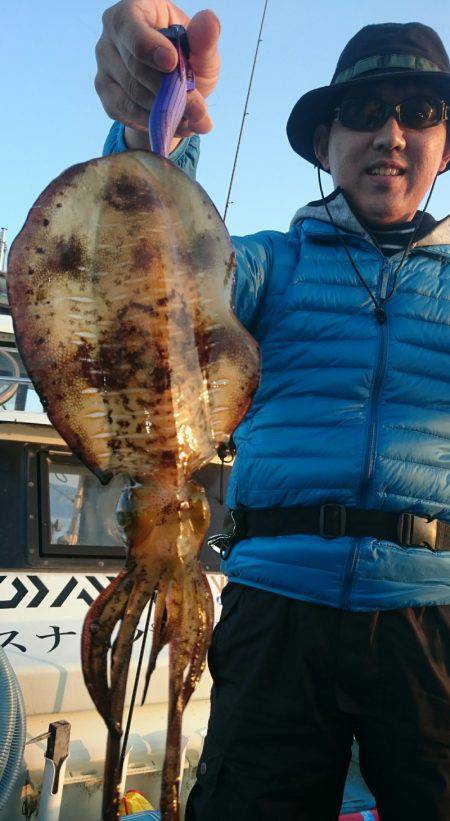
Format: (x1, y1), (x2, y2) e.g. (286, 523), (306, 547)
(81, 568), (135, 724)
(82, 482), (212, 820)
(109, 577), (155, 692)
(159, 568), (214, 819)
(161, 650), (185, 819)
(181, 571), (214, 707)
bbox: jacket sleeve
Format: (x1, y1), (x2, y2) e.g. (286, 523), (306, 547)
(231, 233), (272, 332)
(102, 122), (200, 181)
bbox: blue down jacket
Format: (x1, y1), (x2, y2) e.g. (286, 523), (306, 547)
(104, 124), (450, 611)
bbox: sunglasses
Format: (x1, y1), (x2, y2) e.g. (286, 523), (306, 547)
(333, 95), (449, 131)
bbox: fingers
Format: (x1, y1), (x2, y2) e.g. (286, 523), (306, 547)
(96, 28), (213, 133)
(180, 89), (212, 133)
(96, 2), (220, 136)
(187, 10), (221, 97)
(95, 70), (212, 137)
(177, 107), (213, 136)
(96, 34), (161, 97)
(95, 70), (151, 131)
(95, 45), (212, 134)
(178, 108), (213, 135)
(103, 1), (187, 71)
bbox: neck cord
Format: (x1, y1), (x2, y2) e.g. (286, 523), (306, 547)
(317, 166), (437, 323)
(384, 177), (436, 300)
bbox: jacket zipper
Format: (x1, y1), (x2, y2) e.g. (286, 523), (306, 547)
(342, 259), (391, 608)
(359, 259), (391, 505)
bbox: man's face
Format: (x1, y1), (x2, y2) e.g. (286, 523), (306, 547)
(314, 80), (450, 225)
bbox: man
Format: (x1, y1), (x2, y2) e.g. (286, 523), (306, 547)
(96, 6), (450, 819)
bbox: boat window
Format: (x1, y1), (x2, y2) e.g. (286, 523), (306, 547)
(39, 451), (127, 558)
(0, 345), (44, 413)
(36, 452), (227, 567)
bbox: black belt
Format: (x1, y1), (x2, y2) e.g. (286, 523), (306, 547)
(209, 504), (450, 559)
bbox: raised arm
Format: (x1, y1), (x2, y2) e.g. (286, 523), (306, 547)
(96, 1), (273, 333)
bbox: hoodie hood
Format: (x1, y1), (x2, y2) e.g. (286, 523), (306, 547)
(290, 187), (450, 250)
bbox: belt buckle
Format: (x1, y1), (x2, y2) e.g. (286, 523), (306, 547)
(208, 533), (234, 559)
(397, 513), (438, 550)
(319, 504), (347, 539)
(207, 510), (245, 560)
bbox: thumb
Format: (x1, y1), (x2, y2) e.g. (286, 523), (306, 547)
(186, 10), (221, 96)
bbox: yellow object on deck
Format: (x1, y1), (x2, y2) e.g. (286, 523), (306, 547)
(119, 789), (154, 815)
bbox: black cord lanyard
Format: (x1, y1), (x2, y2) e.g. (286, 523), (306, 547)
(317, 167), (437, 324)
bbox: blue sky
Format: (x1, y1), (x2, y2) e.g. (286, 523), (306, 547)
(3, 0), (450, 251)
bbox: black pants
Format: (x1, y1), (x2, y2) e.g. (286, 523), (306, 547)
(186, 583), (450, 821)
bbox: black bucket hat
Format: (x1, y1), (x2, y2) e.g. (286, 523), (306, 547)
(287, 22), (450, 167)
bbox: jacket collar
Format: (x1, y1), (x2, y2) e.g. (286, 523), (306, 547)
(290, 187), (450, 251)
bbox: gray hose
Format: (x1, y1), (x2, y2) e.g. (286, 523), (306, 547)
(0, 646), (26, 809)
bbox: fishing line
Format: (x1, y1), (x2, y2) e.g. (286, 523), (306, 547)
(119, 590), (157, 781)
(223, 0), (269, 222)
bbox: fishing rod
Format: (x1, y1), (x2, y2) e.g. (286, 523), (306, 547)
(223, 0), (269, 222)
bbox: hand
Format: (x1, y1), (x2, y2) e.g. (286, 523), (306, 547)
(95, 0), (221, 149)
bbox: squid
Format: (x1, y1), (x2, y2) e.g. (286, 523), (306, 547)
(7, 149), (259, 819)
